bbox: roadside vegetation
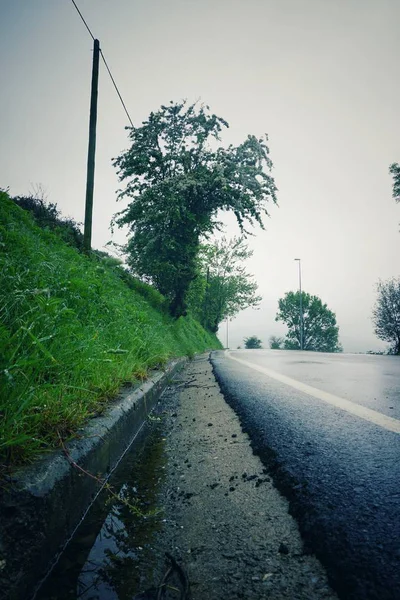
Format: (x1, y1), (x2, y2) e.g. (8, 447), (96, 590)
(187, 236), (262, 333)
(244, 336), (263, 349)
(0, 191), (221, 468)
(389, 162), (400, 203)
(274, 291), (342, 352)
(1, 100), (278, 468)
(372, 278), (400, 355)
(269, 335), (285, 349)
(113, 100), (277, 319)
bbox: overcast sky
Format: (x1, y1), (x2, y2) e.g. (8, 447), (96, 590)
(1, 0), (399, 352)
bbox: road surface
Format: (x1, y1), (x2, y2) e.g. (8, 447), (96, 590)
(211, 349), (400, 600)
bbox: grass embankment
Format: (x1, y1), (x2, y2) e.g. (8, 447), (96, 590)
(0, 192), (221, 468)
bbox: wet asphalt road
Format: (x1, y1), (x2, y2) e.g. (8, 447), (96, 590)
(211, 350), (400, 600)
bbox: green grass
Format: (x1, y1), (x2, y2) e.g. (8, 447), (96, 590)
(0, 192), (221, 468)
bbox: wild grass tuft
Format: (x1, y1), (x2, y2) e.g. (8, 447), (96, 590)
(0, 192), (221, 468)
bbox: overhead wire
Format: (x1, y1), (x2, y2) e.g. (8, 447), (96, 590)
(70, 0), (95, 40)
(99, 51), (134, 127)
(70, 0), (134, 128)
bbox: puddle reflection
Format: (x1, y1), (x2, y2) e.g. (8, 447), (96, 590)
(36, 423), (166, 600)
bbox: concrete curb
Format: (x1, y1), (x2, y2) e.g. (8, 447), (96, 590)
(0, 357), (186, 600)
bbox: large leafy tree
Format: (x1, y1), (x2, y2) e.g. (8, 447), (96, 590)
(187, 236), (261, 332)
(113, 101), (277, 317)
(372, 278), (400, 354)
(276, 291), (342, 352)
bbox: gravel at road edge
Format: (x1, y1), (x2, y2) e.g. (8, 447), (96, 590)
(148, 354), (338, 600)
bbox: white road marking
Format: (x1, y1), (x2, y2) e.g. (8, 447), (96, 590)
(226, 352), (400, 434)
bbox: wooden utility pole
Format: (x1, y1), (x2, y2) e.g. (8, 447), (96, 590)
(83, 38), (100, 253)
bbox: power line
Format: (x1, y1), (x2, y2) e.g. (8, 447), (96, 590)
(100, 51), (134, 127)
(70, 0), (94, 40)
(70, 0), (134, 128)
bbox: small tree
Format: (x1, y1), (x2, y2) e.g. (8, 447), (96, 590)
(389, 163), (400, 202)
(276, 291), (341, 352)
(187, 236), (261, 332)
(113, 101), (277, 317)
(244, 336), (263, 349)
(372, 278), (400, 355)
(269, 335), (284, 349)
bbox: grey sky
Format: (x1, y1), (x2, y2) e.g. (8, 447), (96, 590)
(1, 0), (399, 352)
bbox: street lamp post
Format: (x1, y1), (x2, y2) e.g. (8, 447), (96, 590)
(294, 258), (303, 350)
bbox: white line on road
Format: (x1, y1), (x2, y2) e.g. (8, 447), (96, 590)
(226, 352), (400, 434)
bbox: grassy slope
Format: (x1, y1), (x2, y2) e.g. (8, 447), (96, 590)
(0, 192), (221, 466)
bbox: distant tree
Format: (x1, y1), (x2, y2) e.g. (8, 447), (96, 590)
(389, 163), (400, 202)
(187, 236), (262, 332)
(372, 278), (400, 355)
(113, 100), (277, 317)
(276, 291), (342, 352)
(269, 335), (284, 349)
(244, 336), (263, 349)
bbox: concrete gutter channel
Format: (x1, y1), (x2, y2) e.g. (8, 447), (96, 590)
(0, 358), (186, 600)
